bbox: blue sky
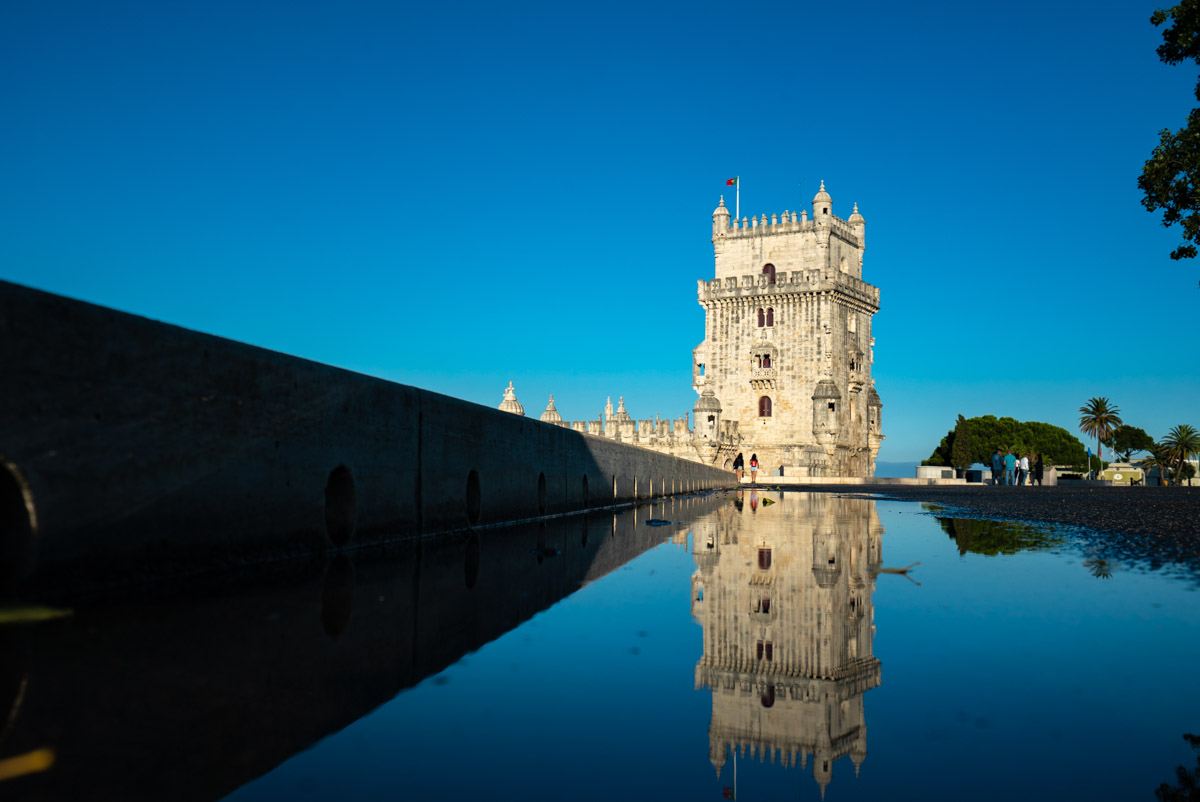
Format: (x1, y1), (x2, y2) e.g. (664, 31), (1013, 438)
(2, 0), (1196, 461)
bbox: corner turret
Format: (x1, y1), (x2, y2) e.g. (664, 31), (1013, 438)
(848, 202), (865, 246)
(693, 389), (722, 440)
(713, 196), (731, 239)
(813, 180), (832, 223)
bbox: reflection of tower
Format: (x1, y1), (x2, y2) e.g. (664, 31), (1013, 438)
(690, 492), (883, 797)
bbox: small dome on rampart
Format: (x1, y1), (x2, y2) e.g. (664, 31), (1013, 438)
(848, 202), (864, 224)
(713, 196), (730, 216)
(612, 396), (632, 423)
(499, 381), (525, 416)
(540, 395), (562, 423)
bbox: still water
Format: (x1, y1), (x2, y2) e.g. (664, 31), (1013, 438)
(4, 491), (1199, 800)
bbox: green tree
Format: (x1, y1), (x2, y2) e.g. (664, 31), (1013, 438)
(1078, 398), (1123, 474)
(1161, 423), (1200, 486)
(1140, 1), (1200, 260)
(922, 416), (1087, 467)
(1103, 424), (1157, 461)
(950, 414), (972, 477)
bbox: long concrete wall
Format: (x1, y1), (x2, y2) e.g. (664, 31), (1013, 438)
(0, 280), (732, 595)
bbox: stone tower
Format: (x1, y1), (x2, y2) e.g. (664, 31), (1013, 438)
(692, 183), (883, 477)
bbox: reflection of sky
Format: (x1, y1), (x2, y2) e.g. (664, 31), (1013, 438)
(227, 499), (1200, 801)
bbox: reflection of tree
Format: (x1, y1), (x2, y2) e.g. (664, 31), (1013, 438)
(1081, 555), (1115, 580)
(1156, 733), (1200, 801)
(934, 517), (1062, 557)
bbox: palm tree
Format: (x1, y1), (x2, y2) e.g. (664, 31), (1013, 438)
(1078, 397), (1123, 477)
(1161, 424), (1200, 487)
(1141, 447), (1174, 486)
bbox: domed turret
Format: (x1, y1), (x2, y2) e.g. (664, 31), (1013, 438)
(539, 394), (562, 423)
(848, 202), (864, 224)
(498, 381), (525, 416)
(812, 379), (841, 445)
(712, 195), (731, 238)
(813, 180), (832, 221)
(694, 389), (722, 440)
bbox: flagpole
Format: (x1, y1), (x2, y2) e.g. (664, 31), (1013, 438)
(735, 176), (740, 224)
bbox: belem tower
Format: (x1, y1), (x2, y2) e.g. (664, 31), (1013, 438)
(501, 180), (884, 478)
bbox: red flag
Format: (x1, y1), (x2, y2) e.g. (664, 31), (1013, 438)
(723, 787), (735, 799)
(726, 177), (738, 186)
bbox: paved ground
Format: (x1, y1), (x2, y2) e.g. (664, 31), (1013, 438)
(766, 483), (1200, 572)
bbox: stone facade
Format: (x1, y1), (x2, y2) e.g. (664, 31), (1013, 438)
(693, 182), (884, 477)
(689, 491), (883, 795)
(498, 180), (883, 477)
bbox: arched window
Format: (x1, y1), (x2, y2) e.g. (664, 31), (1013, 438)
(757, 308), (765, 327)
(762, 263), (776, 284)
(766, 308), (774, 327)
(759, 396), (772, 417)
(762, 354), (771, 368)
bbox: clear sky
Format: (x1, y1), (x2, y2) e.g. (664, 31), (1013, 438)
(2, 0), (1196, 462)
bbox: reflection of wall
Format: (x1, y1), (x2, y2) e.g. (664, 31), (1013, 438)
(690, 492), (883, 796)
(1, 495), (720, 802)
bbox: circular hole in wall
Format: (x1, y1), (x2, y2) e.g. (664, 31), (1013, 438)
(324, 465), (357, 547)
(537, 472), (547, 515)
(464, 532), (480, 589)
(466, 469), (481, 525)
(0, 461), (36, 592)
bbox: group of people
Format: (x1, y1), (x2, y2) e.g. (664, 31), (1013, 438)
(990, 449), (1044, 486)
(732, 453), (758, 483)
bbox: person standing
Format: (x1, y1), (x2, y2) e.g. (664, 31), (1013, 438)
(1034, 454), (1044, 486)
(749, 454), (759, 484)
(1004, 450), (1016, 486)
(733, 452), (744, 482)
(991, 448), (1004, 486)
(1019, 453), (1030, 486)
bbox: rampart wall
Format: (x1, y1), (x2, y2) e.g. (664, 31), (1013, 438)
(0, 280), (732, 595)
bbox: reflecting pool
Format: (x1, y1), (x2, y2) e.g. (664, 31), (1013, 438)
(4, 491), (1199, 800)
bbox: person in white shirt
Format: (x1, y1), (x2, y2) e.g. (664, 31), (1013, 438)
(1019, 454), (1031, 486)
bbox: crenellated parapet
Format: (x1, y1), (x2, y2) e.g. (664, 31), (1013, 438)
(715, 210), (861, 245)
(697, 272), (880, 311)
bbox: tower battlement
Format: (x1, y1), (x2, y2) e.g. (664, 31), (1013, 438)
(697, 272), (880, 309)
(715, 211), (861, 244)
